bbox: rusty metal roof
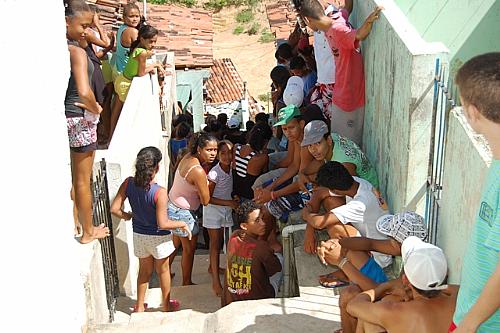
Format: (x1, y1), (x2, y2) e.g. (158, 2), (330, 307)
(265, 0), (297, 41)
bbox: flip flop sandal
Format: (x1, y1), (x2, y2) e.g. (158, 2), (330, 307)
(320, 279), (350, 288)
(168, 299), (180, 311)
(130, 303), (148, 312)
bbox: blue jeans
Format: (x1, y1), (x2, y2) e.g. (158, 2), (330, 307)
(167, 201), (199, 237)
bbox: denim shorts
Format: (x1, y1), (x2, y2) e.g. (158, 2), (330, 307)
(167, 201), (199, 237)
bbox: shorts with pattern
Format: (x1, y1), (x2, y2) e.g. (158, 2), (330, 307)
(66, 116), (98, 152)
(167, 201), (200, 237)
(133, 232), (175, 259)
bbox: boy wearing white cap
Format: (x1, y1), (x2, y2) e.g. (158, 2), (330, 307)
(346, 237), (459, 333)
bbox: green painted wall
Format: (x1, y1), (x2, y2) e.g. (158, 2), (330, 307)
(394, 0), (500, 72)
(176, 70), (210, 132)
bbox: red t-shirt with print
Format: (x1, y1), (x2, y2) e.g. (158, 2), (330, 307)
(325, 9), (365, 112)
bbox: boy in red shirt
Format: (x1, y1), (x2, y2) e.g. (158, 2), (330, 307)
(222, 201), (283, 306)
(298, 0), (382, 146)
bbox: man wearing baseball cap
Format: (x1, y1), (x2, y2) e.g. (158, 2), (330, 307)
(346, 237), (458, 333)
(301, 120), (379, 255)
(326, 211), (428, 332)
(253, 105), (307, 222)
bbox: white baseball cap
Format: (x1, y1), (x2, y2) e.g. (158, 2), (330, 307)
(401, 236), (448, 291)
(283, 76), (304, 107)
(376, 211), (427, 243)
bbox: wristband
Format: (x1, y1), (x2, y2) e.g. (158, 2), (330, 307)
(338, 257), (349, 270)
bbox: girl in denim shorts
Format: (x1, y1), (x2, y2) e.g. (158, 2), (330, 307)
(168, 132), (218, 285)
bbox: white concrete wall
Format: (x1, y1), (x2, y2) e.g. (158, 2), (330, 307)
(0, 1), (86, 331)
(95, 53), (175, 297)
(351, 0), (448, 214)
(437, 109), (491, 283)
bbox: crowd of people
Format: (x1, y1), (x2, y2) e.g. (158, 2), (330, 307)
(64, 0), (499, 332)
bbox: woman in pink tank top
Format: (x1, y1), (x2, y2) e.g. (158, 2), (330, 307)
(168, 132), (218, 285)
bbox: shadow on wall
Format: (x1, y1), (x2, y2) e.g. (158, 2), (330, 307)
(112, 215), (130, 295)
(235, 313), (340, 333)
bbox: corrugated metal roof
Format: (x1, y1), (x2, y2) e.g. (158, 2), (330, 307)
(265, 0), (297, 41)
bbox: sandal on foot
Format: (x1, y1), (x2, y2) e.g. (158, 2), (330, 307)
(130, 303), (148, 312)
(168, 299), (180, 311)
(319, 273), (349, 288)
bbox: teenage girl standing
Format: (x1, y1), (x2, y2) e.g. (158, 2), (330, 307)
(111, 147), (191, 312)
(203, 140), (238, 296)
(65, 0), (109, 243)
(168, 133), (218, 285)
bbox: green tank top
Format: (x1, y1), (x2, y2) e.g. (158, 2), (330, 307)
(330, 132), (379, 188)
(123, 47), (146, 79)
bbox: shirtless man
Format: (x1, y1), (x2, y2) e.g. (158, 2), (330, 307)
(346, 236), (458, 333)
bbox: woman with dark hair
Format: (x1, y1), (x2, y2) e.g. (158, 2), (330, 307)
(168, 132), (218, 285)
(232, 123), (272, 201)
(111, 147), (191, 312)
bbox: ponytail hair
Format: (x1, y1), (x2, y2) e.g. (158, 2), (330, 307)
(134, 146), (162, 190)
(129, 24), (159, 56)
(188, 132), (217, 155)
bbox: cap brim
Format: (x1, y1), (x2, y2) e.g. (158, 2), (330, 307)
(301, 135), (323, 147)
(376, 214), (394, 236)
(274, 119), (288, 127)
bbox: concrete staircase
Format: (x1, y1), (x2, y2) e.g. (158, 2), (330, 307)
(88, 238), (342, 332)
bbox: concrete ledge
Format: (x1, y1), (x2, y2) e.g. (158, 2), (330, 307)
(80, 239), (110, 326)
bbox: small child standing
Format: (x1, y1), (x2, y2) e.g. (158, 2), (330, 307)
(110, 24), (166, 139)
(111, 147), (192, 312)
(203, 140), (239, 297)
(222, 201), (282, 306)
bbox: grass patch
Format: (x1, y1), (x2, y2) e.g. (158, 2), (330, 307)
(258, 93), (271, 102)
(236, 9), (254, 23)
(233, 25), (245, 35)
(247, 22), (261, 35)
(259, 31), (275, 43)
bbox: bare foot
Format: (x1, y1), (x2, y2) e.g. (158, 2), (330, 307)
(80, 223), (110, 244)
(182, 281), (196, 286)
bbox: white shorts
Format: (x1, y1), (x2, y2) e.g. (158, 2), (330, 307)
(202, 204), (234, 229)
(133, 232), (175, 259)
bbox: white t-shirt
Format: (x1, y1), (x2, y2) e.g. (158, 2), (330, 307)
(208, 163), (233, 200)
(331, 177), (392, 268)
(313, 5), (336, 84)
